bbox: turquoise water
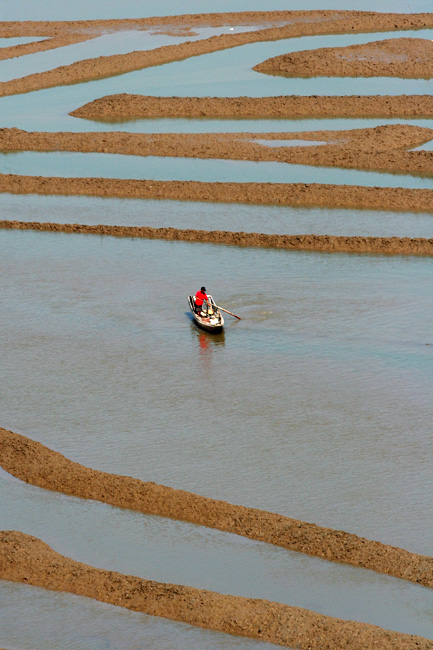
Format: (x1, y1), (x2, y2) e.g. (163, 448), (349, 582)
(0, 37), (47, 47)
(3, 150), (433, 188)
(0, 26), (257, 83)
(2, 0), (431, 20)
(1, 193), (432, 237)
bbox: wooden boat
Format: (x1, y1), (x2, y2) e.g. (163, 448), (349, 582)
(188, 294), (224, 333)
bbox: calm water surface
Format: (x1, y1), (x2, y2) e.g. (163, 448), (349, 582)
(1, 193), (432, 238)
(0, 467), (432, 638)
(1, 230), (431, 558)
(2, 0), (431, 20)
(3, 150), (433, 188)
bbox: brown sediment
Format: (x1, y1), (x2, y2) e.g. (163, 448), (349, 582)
(254, 37), (433, 79)
(1, 220), (433, 256)
(2, 11), (433, 96)
(1, 427), (433, 589)
(2, 532), (432, 650)
(71, 93), (433, 121)
(3, 173), (433, 215)
(3, 125), (433, 176)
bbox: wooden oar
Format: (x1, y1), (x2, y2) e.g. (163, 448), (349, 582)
(213, 304), (241, 320)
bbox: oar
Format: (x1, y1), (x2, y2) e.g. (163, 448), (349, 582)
(213, 304), (241, 320)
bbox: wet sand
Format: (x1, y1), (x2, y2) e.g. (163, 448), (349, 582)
(2, 531), (431, 650)
(1, 427), (432, 588)
(2, 125), (433, 176)
(2, 12), (433, 96)
(1, 220), (433, 256)
(254, 38), (433, 79)
(4, 173), (433, 216)
(72, 93), (433, 121)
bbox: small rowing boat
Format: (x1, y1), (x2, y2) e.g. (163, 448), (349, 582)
(188, 294), (224, 334)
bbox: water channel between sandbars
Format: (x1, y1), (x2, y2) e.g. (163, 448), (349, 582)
(1, 229), (432, 556)
(0, 464), (432, 641)
(2, 193), (433, 238)
(4, 151), (433, 189)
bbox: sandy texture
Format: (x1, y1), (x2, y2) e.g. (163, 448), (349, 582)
(4, 173), (433, 215)
(1, 427), (433, 588)
(1, 220), (433, 256)
(2, 125), (433, 176)
(2, 12), (433, 96)
(254, 38), (433, 79)
(71, 93), (433, 121)
(2, 532), (432, 650)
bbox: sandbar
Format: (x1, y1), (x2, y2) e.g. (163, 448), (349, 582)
(254, 38), (433, 79)
(3, 174), (433, 216)
(72, 93), (433, 121)
(1, 427), (432, 586)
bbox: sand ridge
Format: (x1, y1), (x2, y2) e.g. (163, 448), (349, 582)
(4, 173), (433, 215)
(254, 38), (433, 79)
(1, 531), (432, 650)
(71, 93), (433, 121)
(3, 125), (433, 177)
(1, 426), (433, 588)
(2, 11), (433, 96)
(1, 220), (433, 256)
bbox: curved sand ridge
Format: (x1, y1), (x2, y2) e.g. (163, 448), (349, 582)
(1, 532), (432, 650)
(2, 11), (433, 96)
(3, 125), (433, 176)
(254, 38), (433, 79)
(1, 220), (433, 256)
(1, 427), (432, 589)
(4, 174), (433, 216)
(72, 93), (433, 121)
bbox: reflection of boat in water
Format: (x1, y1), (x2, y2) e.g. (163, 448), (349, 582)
(188, 294), (224, 334)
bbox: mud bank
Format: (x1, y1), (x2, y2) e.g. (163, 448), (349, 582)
(254, 38), (433, 79)
(72, 93), (433, 121)
(0, 221), (433, 256)
(2, 532), (431, 650)
(1, 427), (433, 587)
(2, 12), (433, 97)
(4, 173), (433, 214)
(1, 220), (433, 256)
(3, 126), (433, 176)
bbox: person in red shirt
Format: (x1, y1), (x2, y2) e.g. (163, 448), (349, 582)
(195, 286), (208, 314)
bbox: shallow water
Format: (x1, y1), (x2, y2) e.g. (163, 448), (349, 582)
(0, 37), (47, 48)
(3, 150), (433, 188)
(2, 193), (432, 237)
(1, 229), (432, 559)
(0, 26), (258, 83)
(2, 0), (432, 21)
(0, 467), (432, 638)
